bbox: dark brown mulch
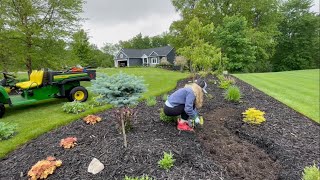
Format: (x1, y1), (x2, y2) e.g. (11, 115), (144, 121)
(0, 75), (319, 180)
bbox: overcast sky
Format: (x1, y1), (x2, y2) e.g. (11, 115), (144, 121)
(81, 0), (319, 48)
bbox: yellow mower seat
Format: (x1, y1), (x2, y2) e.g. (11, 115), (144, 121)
(16, 70), (44, 89)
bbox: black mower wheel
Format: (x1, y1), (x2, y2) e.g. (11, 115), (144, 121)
(68, 86), (88, 102)
(0, 103), (5, 118)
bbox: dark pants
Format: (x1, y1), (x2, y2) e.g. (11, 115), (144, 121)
(164, 104), (189, 120)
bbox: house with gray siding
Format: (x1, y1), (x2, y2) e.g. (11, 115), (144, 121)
(114, 46), (175, 67)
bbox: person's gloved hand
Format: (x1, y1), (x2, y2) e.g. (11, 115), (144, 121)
(194, 116), (200, 124)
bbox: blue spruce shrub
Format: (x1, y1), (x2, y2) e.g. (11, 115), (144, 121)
(90, 73), (147, 107)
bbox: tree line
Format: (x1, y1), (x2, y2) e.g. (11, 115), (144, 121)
(0, 0), (319, 73)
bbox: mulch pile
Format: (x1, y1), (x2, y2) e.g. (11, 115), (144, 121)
(0, 75), (319, 180)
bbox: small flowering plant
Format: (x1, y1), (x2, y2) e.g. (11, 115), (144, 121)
(60, 137), (77, 149)
(28, 156), (62, 180)
(83, 115), (102, 125)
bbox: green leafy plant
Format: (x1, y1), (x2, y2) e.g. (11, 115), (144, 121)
(158, 151), (175, 171)
(219, 80), (232, 89)
(124, 175), (153, 180)
(242, 108), (266, 125)
(224, 85), (241, 102)
(62, 101), (88, 114)
(160, 108), (177, 122)
(90, 73), (147, 107)
(0, 122), (17, 140)
(87, 94), (105, 108)
(198, 71), (210, 77)
(302, 164), (320, 180)
(146, 96), (157, 107)
(162, 93), (168, 101)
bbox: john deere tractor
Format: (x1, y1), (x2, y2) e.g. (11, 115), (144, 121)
(0, 68), (96, 118)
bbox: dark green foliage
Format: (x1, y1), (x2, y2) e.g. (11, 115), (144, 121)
(62, 101), (88, 114)
(272, 0), (319, 71)
(90, 73), (147, 107)
(0, 122), (17, 140)
(302, 163), (320, 180)
(216, 16), (256, 72)
(158, 152), (175, 171)
(146, 97), (157, 107)
(224, 86), (241, 102)
(160, 108), (177, 122)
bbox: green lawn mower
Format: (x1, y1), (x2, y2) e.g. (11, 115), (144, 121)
(0, 68), (96, 118)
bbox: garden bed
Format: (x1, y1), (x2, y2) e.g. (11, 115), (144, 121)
(0, 75), (319, 180)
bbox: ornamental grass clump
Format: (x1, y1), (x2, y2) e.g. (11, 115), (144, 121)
(242, 108), (266, 125)
(28, 156), (62, 180)
(158, 152), (175, 171)
(160, 108), (177, 122)
(302, 164), (320, 180)
(0, 122), (17, 140)
(146, 96), (157, 107)
(224, 85), (241, 102)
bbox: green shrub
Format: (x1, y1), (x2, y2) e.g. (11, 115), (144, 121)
(124, 175), (153, 180)
(158, 152), (175, 171)
(90, 73), (147, 107)
(224, 85), (241, 102)
(146, 97), (157, 107)
(160, 108), (177, 122)
(162, 93), (168, 101)
(198, 71), (210, 77)
(62, 101), (88, 114)
(0, 122), (17, 140)
(302, 164), (320, 180)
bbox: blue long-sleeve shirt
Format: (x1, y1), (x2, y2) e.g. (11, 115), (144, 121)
(167, 87), (197, 118)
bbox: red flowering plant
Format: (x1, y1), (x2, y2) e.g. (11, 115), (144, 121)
(60, 137), (77, 149)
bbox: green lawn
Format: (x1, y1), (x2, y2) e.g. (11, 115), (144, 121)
(0, 68), (189, 158)
(233, 69), (320, 123)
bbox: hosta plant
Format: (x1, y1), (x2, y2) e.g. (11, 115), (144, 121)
(62, 101), (88, 114)
(60, 137), (77, 149)
(242, 108), (266, 125)
(0, 122), (17, 140)
(302, 163), (320, 180)
(28, 156), (62, 180)
(158, 151), (175, 171)
(83, 115), (102, 125)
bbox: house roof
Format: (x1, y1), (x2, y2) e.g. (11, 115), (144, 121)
(121, 46), (173, 58)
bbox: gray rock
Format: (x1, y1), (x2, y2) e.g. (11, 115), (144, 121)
(87, 158), (104, 174)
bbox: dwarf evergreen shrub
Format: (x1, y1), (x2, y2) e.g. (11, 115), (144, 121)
(242, 108), (266, 125)
(0, 122), (17, 140)
(302, 164), (320, 180)
(90, 73), (147, 107)
(224, 85), (241, 102)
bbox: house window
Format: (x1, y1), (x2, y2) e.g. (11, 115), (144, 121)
(143, 58), (148, 64)
(151, 57), (158, 64)
(120, 54), (123, 58)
